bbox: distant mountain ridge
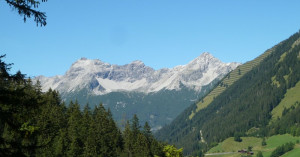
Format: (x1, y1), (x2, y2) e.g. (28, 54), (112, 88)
(35, 52), (240, 95)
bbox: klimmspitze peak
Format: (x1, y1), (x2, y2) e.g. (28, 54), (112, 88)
(131, 60), (144, 65)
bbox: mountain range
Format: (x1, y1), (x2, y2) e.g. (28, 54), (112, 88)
(34, 52), (240, 130)
(35, 52), (239, 95)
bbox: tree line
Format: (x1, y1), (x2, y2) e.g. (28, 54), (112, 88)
(270, 142), (295, 157)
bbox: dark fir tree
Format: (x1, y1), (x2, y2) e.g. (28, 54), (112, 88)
(131, 114), (141, 136)
(67, 101), (83, 157)
(123, 120), (134, 157)
(143, 122), (152, 140)
(234, 133), (242, 142)
(0, 55), (40, 156)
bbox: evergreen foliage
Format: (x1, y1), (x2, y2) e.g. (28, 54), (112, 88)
(122, 115), (165, 157)
(234, 133), (242, 142)
(267, 102), (300, 136)
(0, 55), (168, 156)
(270, 142), (295, 157)
(4, 0), (48, 26)
(262, 137), (267, 146)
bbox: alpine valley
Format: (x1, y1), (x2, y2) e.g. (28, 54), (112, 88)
(34, 52), (240, 130)
(156, 31), (300, 156)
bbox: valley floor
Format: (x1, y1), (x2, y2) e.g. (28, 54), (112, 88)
(206, 134), (300, 157)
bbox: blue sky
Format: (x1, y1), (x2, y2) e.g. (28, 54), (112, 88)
(1, 0), (300, 77)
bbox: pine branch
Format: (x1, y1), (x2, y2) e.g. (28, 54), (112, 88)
(5, 0), (47, 26)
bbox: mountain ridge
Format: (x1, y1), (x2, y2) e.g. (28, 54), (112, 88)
(35, 52), (240, 95)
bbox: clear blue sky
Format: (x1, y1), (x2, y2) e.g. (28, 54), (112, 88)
(1, 0), (300, 77)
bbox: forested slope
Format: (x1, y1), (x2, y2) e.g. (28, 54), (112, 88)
(189, 45), (273, 119)
(156, 31), (300, 156)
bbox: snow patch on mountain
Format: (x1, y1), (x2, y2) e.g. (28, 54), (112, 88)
(34, 52), (240, 95)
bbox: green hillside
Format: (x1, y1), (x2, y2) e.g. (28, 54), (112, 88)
(207, 137), (261, 154)
(156, 31), (300, 156)
(271, 81), (300, 122)
(189, 47), (274, 119)
(281, 147), (300, 157)
(207, 134), (300, 157)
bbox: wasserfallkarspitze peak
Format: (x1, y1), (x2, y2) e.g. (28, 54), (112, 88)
(35, 52), (240, 95)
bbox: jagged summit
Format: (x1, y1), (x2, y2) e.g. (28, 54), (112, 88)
(35, 52), (240, 95)
(197, 52), (214, 59)
(130, 60), (144, 65)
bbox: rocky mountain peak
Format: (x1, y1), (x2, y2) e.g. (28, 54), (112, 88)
(130, 60), (144, 65)
(189, 52), (219, 65)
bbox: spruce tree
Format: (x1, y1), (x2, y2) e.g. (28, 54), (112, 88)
(67, 101), (83, 157)
(0, 56), (41, 156)
(82, 104), (91, 143)
(36, 88), (68, 156)
(54, 128), (69, 157)
(134, 133), (151, 157)
(123, 120), (133, 157)
(83, 118), (97, 157)
(143, 122), (152, 139)
(131, 114), (141, 136)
